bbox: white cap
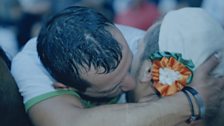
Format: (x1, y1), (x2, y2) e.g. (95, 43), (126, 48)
(159, 8), (224, 75)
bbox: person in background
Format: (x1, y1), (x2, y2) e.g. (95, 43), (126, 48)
(0, 0), (21, 58)
(17, 0), (52, 48)
(115, 0), (160, 30)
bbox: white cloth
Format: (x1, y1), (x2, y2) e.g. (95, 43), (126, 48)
(202, 0), (224, 27)
(116, 24), (145, 55)
(159, 8), (224, 76)
(11, 38), (56, 103)
(11, 25), (145, 104)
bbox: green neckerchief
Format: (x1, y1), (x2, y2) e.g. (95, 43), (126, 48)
(80, 95), (121, 108)
(72, 90), (121, 108)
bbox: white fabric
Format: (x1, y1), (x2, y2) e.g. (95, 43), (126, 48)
(159, 8), (224, 76)
(202, 0), (224, 27)
(11, 25), (145, 103)
(116, 24), (145, 55)
(11, 38), (56, 103)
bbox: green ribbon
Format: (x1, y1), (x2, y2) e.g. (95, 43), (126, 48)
(149, 51), (195, 84)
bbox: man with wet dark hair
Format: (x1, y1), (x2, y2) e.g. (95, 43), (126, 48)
(35, 6), (134, 106)
(37, 6), (122, 93)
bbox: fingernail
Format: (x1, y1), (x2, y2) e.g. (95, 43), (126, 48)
(214, 51), (222, 60)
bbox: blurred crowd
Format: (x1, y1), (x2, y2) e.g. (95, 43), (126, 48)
(0, 0), (223, 59)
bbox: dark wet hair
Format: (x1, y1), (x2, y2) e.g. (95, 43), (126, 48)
(37, 6), (122, 92)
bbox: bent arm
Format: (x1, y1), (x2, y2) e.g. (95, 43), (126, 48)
(29, 93), (190, 126)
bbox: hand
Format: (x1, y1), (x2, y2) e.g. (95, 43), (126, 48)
(190, 52), (224, 121)
(133, 81), (159, 103)
(131, 70), (159, 103)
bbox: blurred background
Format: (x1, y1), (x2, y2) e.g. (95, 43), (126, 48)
(0, 0), (223, 59)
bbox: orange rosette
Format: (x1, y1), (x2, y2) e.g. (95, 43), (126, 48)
(150, 52), (194, 96)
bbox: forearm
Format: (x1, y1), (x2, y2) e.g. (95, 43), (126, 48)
(82, 93), (190, 126)
(29, 93), (190, 126)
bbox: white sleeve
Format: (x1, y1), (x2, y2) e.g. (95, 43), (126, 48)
(11, 38), (56, 103)
(116, 24), (146, 55)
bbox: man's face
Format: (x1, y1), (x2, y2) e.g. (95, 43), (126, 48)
(81, 26), (136, 98)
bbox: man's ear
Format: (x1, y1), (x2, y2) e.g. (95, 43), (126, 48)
(139, 60), (152, 83)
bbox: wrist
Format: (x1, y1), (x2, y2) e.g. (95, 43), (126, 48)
(163, 92), (192, 118)
(147, 92), (192, 125)
(182, 87), (206, 123)
(188, 91), (200, 116)
(182, 89), (200, 123)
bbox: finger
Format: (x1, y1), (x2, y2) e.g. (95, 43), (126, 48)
(197, 52), (220, 74)
(219, 93), (224, 101)
(218, 77), (224, 89)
